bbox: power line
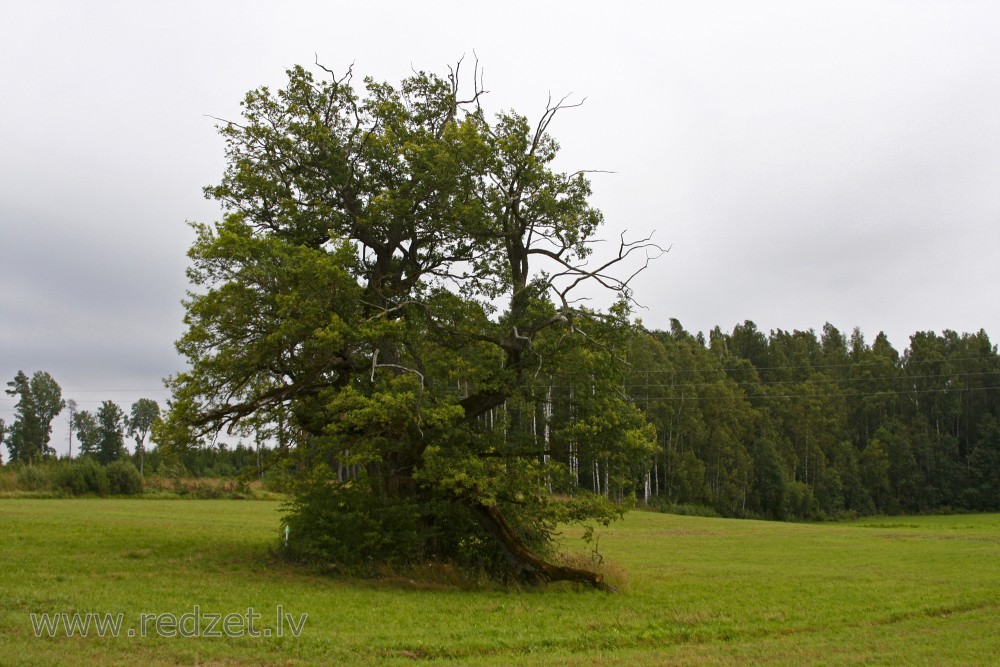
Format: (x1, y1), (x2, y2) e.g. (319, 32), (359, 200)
(616, 358), (997, 375)
(605, 370), (1000, 390)
(607, 385), (993, 402)
(62, 388), (171, 393)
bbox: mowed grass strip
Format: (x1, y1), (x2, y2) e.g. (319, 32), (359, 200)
(0, 499), (997, 666)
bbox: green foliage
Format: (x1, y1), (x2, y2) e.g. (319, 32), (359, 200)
(95, 401), (127, 465)
(785, 480), (820, 519)
(648, 497), (719, 517)
(152, 441), (263, 479)
(4, 370), (64, 465)
(128, 398), (160, 474)
(175, 479), (242, 499)
(283, 473), (620, 579)
(49, 458), (110, 497)
(968, 418), (1000, 509)
(106, 459), (144, 495)
(284, 479), (428, 570)
(73, 410), (100, 459)
(748, 437), (788, 519)
(15, 464), (49, 491)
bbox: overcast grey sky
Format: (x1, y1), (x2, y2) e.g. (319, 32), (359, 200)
(3, 1), (1000, 454)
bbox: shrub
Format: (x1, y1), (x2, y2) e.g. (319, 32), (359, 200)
(192, 480), (225, 499)
(283, 479), (426, 570)
(262, 466), (296, 494)
(161, 460), (189, 481)
(0, 470), (17, 492)
(649, 496), (719, 518)
(282, 475), (537, 579)
(50, 459), (110, 496)
(106, 460), (144, 495)
(141, 475), (171, 493)
(16, 465), (49, 491)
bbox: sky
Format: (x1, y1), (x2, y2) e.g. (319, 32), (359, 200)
(3, 1), (1000, 455)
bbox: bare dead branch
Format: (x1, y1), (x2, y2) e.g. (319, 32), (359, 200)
(370, 349), (426, 386)
(314, 55), (354, 88)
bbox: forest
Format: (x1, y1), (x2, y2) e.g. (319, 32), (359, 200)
(583, 320), (1000, 519)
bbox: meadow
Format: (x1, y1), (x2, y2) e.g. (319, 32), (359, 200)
(1, 499), (997, 666)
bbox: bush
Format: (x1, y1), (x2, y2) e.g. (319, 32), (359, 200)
(190, 480), (225, 499)
(50, 459), (110, 496)
(0, 470), (17, 492)
(284, 479), (426, 570)
(786, 480), (820, 520)
(649, 496), (719, 518)
(16, 465), (49, 491)
(161, 460), (190, 481)
(282, 474), (543, 581)
(262, 465), (296, 494)
(106, 460), (144, 495)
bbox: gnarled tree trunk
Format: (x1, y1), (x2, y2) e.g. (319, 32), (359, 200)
(467, 500), (617, 593)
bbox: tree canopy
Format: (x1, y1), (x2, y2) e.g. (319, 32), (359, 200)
(160, 61), (659, 588)
(128, 398), (160, 474)
(95, 400), (127, 465)
(4, 370), (64, 465)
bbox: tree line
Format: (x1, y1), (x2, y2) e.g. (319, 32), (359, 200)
(2, 371), (159, 471)
(6, 322), (998, 519)
(0, 371), (276, 481)
(590, 321), (998, 518)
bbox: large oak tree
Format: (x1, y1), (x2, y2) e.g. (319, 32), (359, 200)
(161, 62), (658, 588)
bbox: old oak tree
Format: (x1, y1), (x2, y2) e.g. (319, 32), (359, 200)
(160, 61), (660, 589)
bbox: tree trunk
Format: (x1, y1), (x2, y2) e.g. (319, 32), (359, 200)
(467, 500), (617, 593)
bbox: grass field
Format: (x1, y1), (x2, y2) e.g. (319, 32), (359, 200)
(1, 500), (998, 666)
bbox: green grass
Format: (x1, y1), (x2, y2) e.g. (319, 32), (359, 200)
(1, 500), (997, 665)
